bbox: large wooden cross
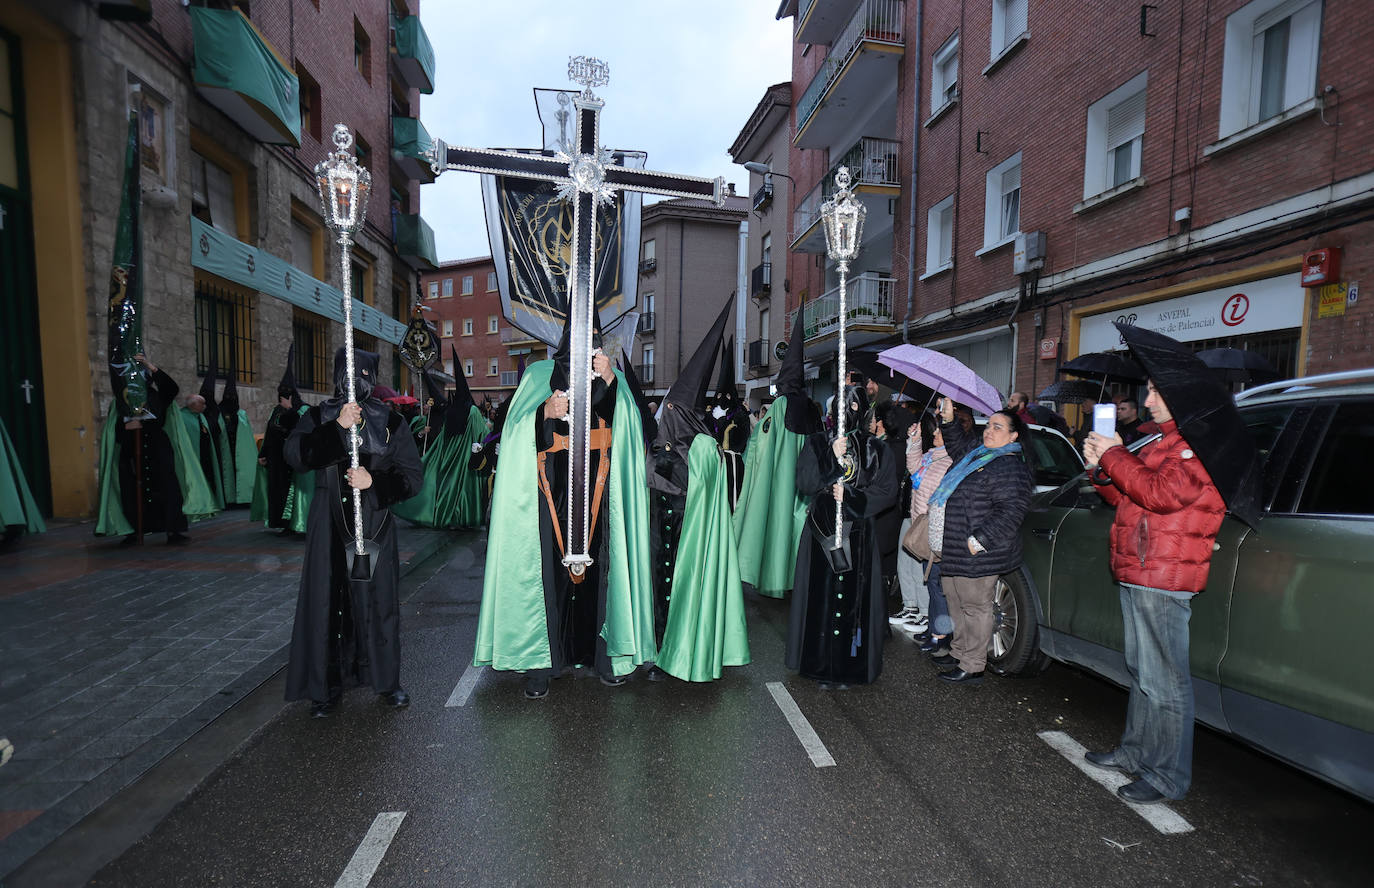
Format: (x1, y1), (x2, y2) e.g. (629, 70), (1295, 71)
(429, 56), (725, 577)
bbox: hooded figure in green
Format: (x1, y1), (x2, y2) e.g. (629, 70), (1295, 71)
(732, 302), (819, 598)
(647, 298), (750, 682)
(392, 346), (486, 529)
(474, 314), (654, 698)
(250, 344), (313, 533)
(0, 415), (46, 542)
(217, 354), (257, 507)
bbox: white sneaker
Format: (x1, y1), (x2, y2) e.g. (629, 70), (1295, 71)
(888, 607), (917, 626)
(900, 611), (928, 632)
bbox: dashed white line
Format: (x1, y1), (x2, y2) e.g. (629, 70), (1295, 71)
(1038, 730), (1194, 835)
(445, 665), (483, 708)
(335, 811), (407, 888)
(767, 681), (836, 768)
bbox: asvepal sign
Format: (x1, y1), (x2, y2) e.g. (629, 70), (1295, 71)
(1078, 274), (1305, 353)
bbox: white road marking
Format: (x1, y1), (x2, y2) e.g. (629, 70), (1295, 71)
(445, 665), (483, 708)
(766, 681), (836, 768)
(335, 811), (407, 888)
(1038, 730), (1194, 835)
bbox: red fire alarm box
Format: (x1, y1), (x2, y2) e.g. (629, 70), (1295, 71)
(1302, 247), (1342, 287)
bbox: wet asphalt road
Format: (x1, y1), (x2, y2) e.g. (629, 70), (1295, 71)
(70, 533), (1374, 887)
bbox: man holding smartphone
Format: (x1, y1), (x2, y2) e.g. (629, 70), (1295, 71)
(1080, 379), (1226, 804)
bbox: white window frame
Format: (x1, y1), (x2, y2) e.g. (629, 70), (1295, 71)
(461, 275), (474, 296)
(643, 345), (654, 367)
(464, 359), (474, 377)
(441, 278), (453, 298)
(925, 194), (955, 275)
(990, 0), (1029, 61)
(488, 357), (499, 376)
(1217, 0), (1321, 139)
(488, 315), (499, 333)
(487, 271), (497, 291)
(441, 319), (453, 338)
(643, 291), (655, 315)
(427, 281), (439, 300)
(931, 33), (959, 112)
(462, 318), (473, 336)
(642, 239), (656, 262)
(1083, 71), (1149, 199)
(443, 358), (454, 377)
(982, 152), (1022, 252)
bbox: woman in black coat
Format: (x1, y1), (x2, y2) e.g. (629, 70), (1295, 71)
(925, 397), (1033, 684)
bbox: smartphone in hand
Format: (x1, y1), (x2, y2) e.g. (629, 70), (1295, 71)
(1093, 402), (1118, 438)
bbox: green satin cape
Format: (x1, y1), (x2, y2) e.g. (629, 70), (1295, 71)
(217, 410), (257, 504)
(474, 361), (655, 677)
(249, 405), (312, 531)
(731, 395), (809, 598)
(0, 415), (45, 535)
(183, 411), (226, 512)
(657, 434), (750, 681)
(95, 403), (218, 535)
(393, 405), (485, 528)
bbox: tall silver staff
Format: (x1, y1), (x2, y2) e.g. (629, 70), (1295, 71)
(819, 166), (866, 548)
(314, 125), (373, 559)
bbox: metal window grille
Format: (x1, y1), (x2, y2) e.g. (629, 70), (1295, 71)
(195, 278), (257, 383)
(291, 309), (330, 392)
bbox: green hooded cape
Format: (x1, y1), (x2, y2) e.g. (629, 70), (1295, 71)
(0, 415), (45, 535)
(95, 402), (218, 536)
(392, 404), (486, 528)
(249, 404), (313, 532)
(474, 361), (655, 677)
(657, 434), (750, 681)
(215, 409), (257, 504)
(182, 410), (226, 512)
(732, 395), (809, 598)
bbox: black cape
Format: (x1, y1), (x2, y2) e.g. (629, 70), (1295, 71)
(115, 368), (187, 535)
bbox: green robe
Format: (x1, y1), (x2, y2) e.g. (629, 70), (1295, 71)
(0, 415), (45, 536)
(95, 402), (218, 535)
(474, 361), (655, 677)
(656, 434), (750, 681)
(392, 404), (486, 528)
(249, 404), (313, 532)
(216, 409), (257, 505)
(182, 410), (226, 512)
(732, 395), (809, 598)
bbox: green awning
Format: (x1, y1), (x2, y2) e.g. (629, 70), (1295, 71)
(394, 213), (439, 271)
(191, 8), (301, 147)
(391, 14), (436, 95)
(391, 117), (436, 183)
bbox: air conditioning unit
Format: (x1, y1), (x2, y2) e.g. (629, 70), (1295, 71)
(1013, 231), (1046, 274)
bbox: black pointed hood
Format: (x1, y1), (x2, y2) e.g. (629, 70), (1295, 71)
(219, 343), (241, 419)
(551, 299), (605, 383)
(658, 296), (732, 454)
(278, 342), (303, 410)
(322, 346), (391, 454)
(715, 336), (739, 408)
(620, 349), (657, 445)
(198, 330), (220, 426)
(449, 345), (476, 412)
(778, 300), (818, 434)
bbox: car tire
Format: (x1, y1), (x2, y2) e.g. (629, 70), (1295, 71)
(988, 571), (1048, 675)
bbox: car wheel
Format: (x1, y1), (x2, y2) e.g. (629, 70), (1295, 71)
(988, 571), (1048, 675)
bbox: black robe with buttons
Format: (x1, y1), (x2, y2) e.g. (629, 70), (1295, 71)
(283, 406), (422, 702)
(115, 369), (187, 535)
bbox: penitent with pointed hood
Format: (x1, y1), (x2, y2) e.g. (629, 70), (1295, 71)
(711, 336), (752, 507)
(250, 343), (313, 533)
(392, 346), (487, 529)
(732, 300), (818, 598)
(216, 345), (257, 506)
(646, 296), (750, 682)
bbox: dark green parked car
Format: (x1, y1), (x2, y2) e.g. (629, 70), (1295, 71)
(990, 370), (1374, 804)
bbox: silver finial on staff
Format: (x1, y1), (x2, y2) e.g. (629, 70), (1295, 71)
(819, 166), (867, 549)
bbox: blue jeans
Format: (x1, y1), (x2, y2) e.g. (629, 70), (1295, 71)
(1116, 583), (1194, 799)
(927, 561), (953, 636)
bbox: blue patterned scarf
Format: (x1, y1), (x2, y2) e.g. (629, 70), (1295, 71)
(927, 442), (1022, 508)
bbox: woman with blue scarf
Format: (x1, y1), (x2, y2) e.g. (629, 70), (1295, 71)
(926, 397), (1033, 684)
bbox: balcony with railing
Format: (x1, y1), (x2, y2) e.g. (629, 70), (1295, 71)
(795, 0), (865, 46)
(794, 0), (904, 151)
(639, 257), (657, 275)
(790, 136), (901, 252)
(785, 272), (896, 352)
(638, 312), (656, 335)
(748, 338), (771, 369)
(636, 364), (656, 384)
(751, 262), (772, 300)
(752, 179), (774, 211)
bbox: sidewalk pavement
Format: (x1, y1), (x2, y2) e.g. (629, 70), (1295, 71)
(0, 513), (453, 879)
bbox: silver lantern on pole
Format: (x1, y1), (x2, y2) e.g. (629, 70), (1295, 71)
(819, 166), (866, 548)
(314, 124), (372, 560)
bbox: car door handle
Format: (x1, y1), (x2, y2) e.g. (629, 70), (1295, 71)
(1032, 528), (1057, 541)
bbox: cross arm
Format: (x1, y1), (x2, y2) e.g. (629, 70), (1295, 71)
(603, 167), (726, 206)
(431, 141), (570, 184)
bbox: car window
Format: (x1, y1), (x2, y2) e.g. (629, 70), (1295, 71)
(1238, 403), (1297, 508)
(1295, 401), (1374, 516)
(1022, 428), (1084, 488)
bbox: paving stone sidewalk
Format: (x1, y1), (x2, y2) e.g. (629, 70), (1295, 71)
(0, 513), (451, 879)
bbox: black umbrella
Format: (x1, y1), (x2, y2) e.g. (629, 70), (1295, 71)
(1196, 348), (1282, 385)
(1114, 322), (1262, 527)
(1061, 351), (1147, 383)
(1037, 378), (1104, 405)
(849, 350), (937, 402)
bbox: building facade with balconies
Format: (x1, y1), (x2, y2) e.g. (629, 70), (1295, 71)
(420, 257), (521, 405)
(0, 0), (440, 519)
(729, 82), (793, 409)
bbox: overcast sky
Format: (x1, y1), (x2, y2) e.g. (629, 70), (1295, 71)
(417, 1), (793, 262)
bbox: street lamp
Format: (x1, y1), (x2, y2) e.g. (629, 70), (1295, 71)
(314, 124), (372, 564)
(819, 166), (866, 548)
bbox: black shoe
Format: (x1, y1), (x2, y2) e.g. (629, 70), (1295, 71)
(167, 532), (191, 546)
(523, 676), (550, 699)
(1084, 747), (1133, 775)
(380, 689), (410, 708)
(600, 674), (629, 687)
(310, 699), (337, 718)
(818, 681), (850, 690)
(645, 666), (667, 682)
(1117, 778), (1167, 805)
(930, 653), (958, 666)
(918, 636), (947, 653)
(119, 534), (139, 548)
(937, 668), (984, 684)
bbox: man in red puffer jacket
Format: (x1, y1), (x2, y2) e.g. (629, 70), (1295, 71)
(1080, 378), (1225, 805)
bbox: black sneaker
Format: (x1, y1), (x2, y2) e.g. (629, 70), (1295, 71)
(524, 675), (550, 698)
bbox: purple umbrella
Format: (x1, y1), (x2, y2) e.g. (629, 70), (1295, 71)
(877, 344), (1003, 416)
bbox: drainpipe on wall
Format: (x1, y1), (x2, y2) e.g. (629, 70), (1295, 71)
(677, 218), (685, 377)
(903, 0), (924, 343)
(736, 219), (749, 381)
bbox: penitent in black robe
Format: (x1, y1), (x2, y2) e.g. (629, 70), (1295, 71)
(283, 407), (422, 702)
(116, 369), (187, 535)
(260, 405), (302, 530)
(785, 431), (897, 685)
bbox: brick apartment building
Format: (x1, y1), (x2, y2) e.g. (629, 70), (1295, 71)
(418, 257), (521, 405)
(0, 0), (439, 518)
(770, 0), (1373, 412)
